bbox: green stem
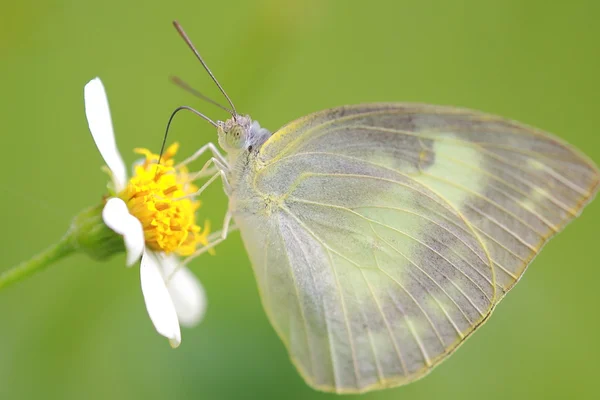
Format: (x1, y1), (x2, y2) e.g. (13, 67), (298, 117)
(0, 235), (75, 291)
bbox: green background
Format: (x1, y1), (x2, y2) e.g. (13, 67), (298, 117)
(1, 0), (599, 399)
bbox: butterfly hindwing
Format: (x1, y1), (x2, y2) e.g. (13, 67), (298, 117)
(234, 103), (598, 393)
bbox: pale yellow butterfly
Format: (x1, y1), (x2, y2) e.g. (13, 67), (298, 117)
(168, 22), (599, 394)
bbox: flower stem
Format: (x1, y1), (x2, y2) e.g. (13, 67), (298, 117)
(0, 235), (75, 291)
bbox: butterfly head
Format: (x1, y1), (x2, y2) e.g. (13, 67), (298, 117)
(217, 115), (271, 154)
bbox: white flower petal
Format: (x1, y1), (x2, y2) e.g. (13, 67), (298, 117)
(84, 77), (127, 192)
(140, 250), (182, 348)
(102, 198), (144, 266)
(161, 255), (207, 327)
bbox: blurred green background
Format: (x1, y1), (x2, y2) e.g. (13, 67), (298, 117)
(1, 0), (599, 399)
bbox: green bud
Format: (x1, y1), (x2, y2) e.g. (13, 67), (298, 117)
(68, 203), (125, 261)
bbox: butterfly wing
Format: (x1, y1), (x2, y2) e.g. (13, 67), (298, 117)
(236, 103), (598, 393)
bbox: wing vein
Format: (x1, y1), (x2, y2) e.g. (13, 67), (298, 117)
(281, 206), (362, 387)
(438, 152), (570, 223)
(369, 223), (475, 329)
(369, 228), (466, 340)
(324, 247), (362, 387)
(360, 251), (409, 374)
(288, 196), (491, 310)
(353, 204), (492, 286)
(279, 218), (318, 380)
(421, 171), (548, 240)
(351, 124), (594, 194)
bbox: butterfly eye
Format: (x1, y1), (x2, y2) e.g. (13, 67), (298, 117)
(225, 125), (244, 149)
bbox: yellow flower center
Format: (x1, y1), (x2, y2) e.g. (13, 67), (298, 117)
(118, 143), (210, 256)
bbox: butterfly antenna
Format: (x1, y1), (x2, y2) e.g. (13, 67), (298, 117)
(173, 20), (237, 117)
(158, 106), (218, 164)
(170, 75), (234, 115)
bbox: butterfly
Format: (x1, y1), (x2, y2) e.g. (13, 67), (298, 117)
(167, 21), (599, 393)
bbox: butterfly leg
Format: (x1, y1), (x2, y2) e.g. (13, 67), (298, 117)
(180, 219), (238, 268)
(220, 212), (232, 239)
(186, 167), (230, 199)
(189, 156), (229, 182)
(171, 143), (235, 269)
(170, 196), (235, 275)
(179, 153), (231, 200)
(177, 142), (229, 171)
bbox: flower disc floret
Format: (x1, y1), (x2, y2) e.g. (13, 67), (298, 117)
(119, 143), (209, 256)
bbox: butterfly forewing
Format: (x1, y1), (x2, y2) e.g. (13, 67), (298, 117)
(259, 104), (599, 295)
(233, 103), (598, 393)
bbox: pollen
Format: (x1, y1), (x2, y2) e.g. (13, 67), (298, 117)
(118, 143), (212, 256)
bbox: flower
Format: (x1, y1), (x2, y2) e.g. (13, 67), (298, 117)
(83, 77), (210, 348)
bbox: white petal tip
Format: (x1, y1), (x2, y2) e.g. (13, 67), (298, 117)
(126, 251), (142, 267)
(141, 251), (182, 350)
(84, 77), (127, 191)
(85, 77), (102, 89)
